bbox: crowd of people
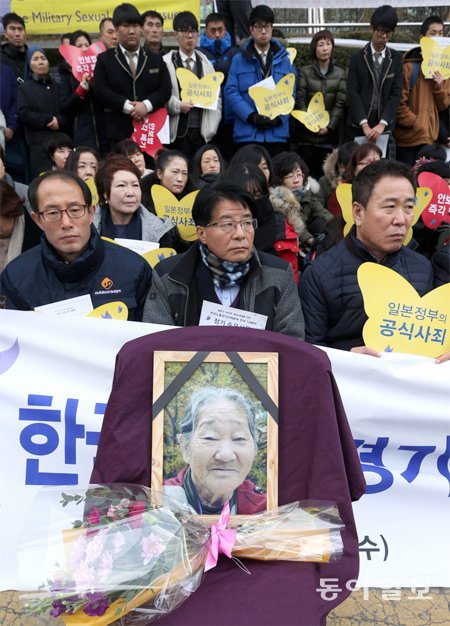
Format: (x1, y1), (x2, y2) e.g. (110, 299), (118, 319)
(0, 3), (449, 360)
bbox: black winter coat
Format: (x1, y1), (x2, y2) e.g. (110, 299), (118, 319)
(59, 63), (101, 149)
(298, 229), (433, 350)
(17, 75), (69, 178)
(0, 226), (152, 320)
(347, 43), (403, 132)
(93, 46), (171, 143)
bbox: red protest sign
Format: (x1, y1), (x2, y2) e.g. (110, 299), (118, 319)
(131, 109), (168, 157)
(418, 172), (450, 229)
(58, 42), (105, 82)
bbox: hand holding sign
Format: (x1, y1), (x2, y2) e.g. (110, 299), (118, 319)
(151, 185), (199, 241)
(59, 42), (105, 82)
(358, 263), (450, 357)
(420, 36), (450, 80)
(176, 69), (224, 110)
(248, 73), (295, 120)
(336, 183), (431, 245)
(291, 92), (329, 133)
(131, 109), (168, 157)
(417, 172), (450, 229)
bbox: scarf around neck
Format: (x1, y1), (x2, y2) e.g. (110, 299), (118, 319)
(199, 242), (251, 289)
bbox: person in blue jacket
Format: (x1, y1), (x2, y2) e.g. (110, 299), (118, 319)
(0, 170), (152, 320)
(224, 4), (295, 156)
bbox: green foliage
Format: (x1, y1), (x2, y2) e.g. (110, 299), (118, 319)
(162, 360), (271, 491)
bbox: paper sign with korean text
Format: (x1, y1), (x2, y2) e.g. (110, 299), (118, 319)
(336, 183), (431, 244)
(35, 295), (93, 317)
(87, 302), (129, 320)
(176, 68), (224, 110)
(417, 171), (450, 229)
(151, 185), (199, 241)
(420, 36), (450, 80)
(115, 239), (159, 256)
(199, 300), (268, 330)
(358, 263), (450, 357)
(286, 47), (297, 64)
(248, 73), (296, 120)
(131, 109), (168, 157)
(291, 92), (329, 132)
(58, 42), (105, 82)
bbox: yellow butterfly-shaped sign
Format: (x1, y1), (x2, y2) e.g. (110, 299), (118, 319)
(248, 73), (296, 120)
(85, 176), (99, 206)
(286, 47), (297, 64)
(336, 183), (432, 245)
(87, 301), (128, 320)
(420, 36), (450, 80)
(291, 92), (329, 132)
(151, 185), (199, 241)
(176, 68), (224, 109)
(143, 247), (177, 267)
(358, 264), (450, 357)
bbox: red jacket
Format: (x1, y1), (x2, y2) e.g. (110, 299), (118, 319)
(165, 467), (267, 514)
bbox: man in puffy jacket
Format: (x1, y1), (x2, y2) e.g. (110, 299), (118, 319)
(0, 170), (152, 320)
(224, 4), (295, 156)
(298, 160), (433, 352)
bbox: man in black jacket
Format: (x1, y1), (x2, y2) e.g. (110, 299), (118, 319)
(0, 170), (152, 321)
(346, 5), (402, 156)
(298, 160), (434, 352)
(93, 3), (171, 146)
(1, 12), (30, 183)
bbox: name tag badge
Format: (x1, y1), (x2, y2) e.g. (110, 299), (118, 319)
(149, 68), (160, 74)
(199, 300), (268, 330)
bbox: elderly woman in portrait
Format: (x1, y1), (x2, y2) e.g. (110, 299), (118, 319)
(164, 387), (265, 514)
(143, 181), (305, 337)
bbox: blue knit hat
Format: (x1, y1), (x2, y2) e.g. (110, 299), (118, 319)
(25, 45), (47, 80)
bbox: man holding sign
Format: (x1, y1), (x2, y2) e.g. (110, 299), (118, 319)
(0, 170), (152, 320)
(395, 15), (450, 165)
(225, 5), (295, 157)
(93, 3), (171, 146)
(298, 160), (434, 352)
(143, 182), (304, 338)
(163, 12), (222, 159)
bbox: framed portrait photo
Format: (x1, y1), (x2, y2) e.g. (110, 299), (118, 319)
(152, 351), (279, 518)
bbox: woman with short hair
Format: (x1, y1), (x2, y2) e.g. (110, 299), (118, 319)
(94, 154), (179, 248)
(294, 29), (346, 179)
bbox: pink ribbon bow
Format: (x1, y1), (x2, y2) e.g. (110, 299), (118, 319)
(204, 501), (237, 572)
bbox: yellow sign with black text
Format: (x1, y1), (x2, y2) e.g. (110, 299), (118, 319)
(10, 0), (200, 35)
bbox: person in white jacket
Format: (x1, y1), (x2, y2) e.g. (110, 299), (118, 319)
(163, 11), (222, 158)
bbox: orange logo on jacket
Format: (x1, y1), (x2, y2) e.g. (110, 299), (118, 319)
(101, 277), (113, 290)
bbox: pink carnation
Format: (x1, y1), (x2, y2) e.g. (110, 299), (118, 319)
(86, 507), (100, 526)
(141, 533), (165, 566)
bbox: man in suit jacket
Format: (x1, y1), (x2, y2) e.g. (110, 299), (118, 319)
(346, 5), (402, 155)
(93, 3), (171, 146)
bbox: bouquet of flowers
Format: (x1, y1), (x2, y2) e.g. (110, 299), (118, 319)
(19, 485), (344, 625)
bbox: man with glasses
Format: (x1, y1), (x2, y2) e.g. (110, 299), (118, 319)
(225, 5), (296, 157)
(347, 5), (402, 157)
(93, 3), (171, 147)
(395, 15), (450, 165)
(143, 182), (305, 338)
(0, 170), (152, 320)
(164, 11), (222, 158)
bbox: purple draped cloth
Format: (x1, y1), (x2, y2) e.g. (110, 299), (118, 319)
(91, 326), (365, 625)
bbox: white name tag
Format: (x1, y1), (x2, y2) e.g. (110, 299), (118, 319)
(199, 300), (267, 329)
(35, 294), (93, 317)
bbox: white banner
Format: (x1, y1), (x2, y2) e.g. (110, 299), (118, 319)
(0, 310), (449, 590)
